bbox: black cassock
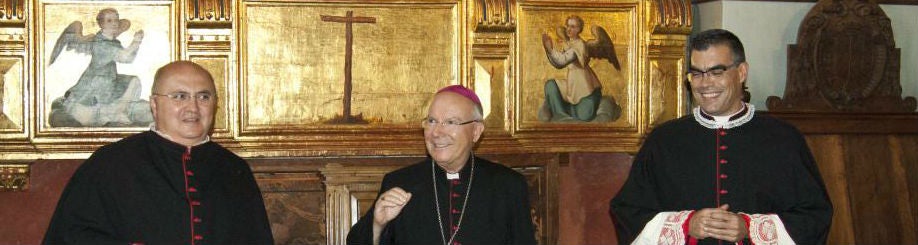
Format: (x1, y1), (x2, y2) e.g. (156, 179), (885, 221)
(347, 157), (537, 245)
(610, 108), (833, 244)
(43, 131), (274, 245)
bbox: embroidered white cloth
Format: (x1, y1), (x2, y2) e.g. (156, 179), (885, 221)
(631, 211), (796, 245)
(631, 211), (690, 245)
(741, 213), (796, 245)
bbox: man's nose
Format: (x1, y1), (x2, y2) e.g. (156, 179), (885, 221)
(186, 98), (201, 110)
(429, 123), (447, 136)
(694, 74), (715, 85)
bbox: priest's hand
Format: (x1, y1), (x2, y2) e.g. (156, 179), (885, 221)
(372, 187), (413, 244)
(688, 207), (721, 239)
(703, 204), (748, 242)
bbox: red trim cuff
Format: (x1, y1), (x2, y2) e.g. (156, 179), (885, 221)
(741, 213), (752, 245)
(683, 210), (698, 245)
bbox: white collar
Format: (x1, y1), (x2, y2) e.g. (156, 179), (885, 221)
(693, 103), (755, 129)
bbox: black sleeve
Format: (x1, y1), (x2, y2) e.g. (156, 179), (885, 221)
(508, 172), (537, 245)
(347, 174), (394, 245)
(773, 133), (833, 244)
(609, 135), (664, 244)
(42, 156), (126, 245)
(236, 160), (275, 244)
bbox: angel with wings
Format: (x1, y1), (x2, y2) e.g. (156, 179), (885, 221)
(540, 15), (621, 122)
(48, 8), (152, 127)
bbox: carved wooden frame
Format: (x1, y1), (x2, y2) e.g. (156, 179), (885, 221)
(767, 0), (916, 113)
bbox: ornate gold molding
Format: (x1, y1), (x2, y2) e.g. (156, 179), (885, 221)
(475, 0), (516, 32)
(694, 0), (918, 5)
(648, 0), (692, 34)
(187, 28), (232, 52)
(0, 163), (28, 191)
(188, 0), (231, 28)
(0, 0), (24, 27)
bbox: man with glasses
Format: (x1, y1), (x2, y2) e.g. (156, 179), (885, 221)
(610, 29), (832, 244)
(347, 85), (536, 245)
(44, 61), (274, 244)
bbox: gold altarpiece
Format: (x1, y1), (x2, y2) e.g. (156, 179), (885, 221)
(0, 0), (690, 244)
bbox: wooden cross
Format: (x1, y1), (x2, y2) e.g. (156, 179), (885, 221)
(321, 11), (376, 123)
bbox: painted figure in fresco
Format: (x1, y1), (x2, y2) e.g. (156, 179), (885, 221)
(48, 8), (152, 127)
(540, 15), (621, 122)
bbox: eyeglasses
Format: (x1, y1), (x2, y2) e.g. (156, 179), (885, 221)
(421, 118), (480, 130)
(151, 92), (215, 104)
(686, 62), (741, 82)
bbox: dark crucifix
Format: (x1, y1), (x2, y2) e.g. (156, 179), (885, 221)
(321, 11), (376, 124)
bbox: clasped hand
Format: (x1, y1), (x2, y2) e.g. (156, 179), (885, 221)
(688, 204), (748, 242)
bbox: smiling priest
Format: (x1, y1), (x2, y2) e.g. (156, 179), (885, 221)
(346, 85), (537, 245)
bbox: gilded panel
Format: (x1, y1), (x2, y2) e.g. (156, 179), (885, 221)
(190, 56), (231, 135)
(240, 2), (460, 130)
(648, 58), (684, 127)
(516, 4), (636, 129)
(473, 57), (509, 129)
(0, 57), (23, 134)
(512, 3), (645, 152)
(35, 1), (175, 134)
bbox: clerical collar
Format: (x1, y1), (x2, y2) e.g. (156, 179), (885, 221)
(434, 156), (473, 180)
(150, 123), (211, 147)
(693, 103), (755, 129)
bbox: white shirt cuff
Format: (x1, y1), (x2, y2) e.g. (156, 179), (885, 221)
(741, 213), (796, 245)
(632, 211), (693, 245)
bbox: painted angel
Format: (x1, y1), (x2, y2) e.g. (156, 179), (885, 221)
(540, 15), (621, 122)
(48, 8), (152, 127)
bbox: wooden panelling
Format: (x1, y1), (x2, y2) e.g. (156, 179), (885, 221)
(558, 153), (633, 245)
(257, 172), (326, 245)
(805, 135), (854, 244)
(844, 136), (908, 244)
(0, 160), (81, 245)
(888, 135), (918, 241)
(771, 111), (918, 244)
(901, 136), (918, 238)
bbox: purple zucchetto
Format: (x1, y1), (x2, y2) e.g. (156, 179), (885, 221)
(436, 85), (481, 108)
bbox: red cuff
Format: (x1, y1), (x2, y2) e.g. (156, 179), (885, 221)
(682, 211), (698, 245)
(740, 213), (752, 245)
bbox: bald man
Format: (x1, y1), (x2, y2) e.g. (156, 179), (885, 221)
(347, 85), (537, 245)
(44, 61), (274, 245)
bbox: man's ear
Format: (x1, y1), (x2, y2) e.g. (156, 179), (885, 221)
(472, 122), (485, 142)
(149, 98), (158, 120)
(737, 62), (749, 83)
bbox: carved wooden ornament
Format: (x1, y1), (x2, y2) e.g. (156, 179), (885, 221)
(768, 0), (916, 112)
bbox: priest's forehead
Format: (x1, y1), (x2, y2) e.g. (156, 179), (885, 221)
(429, 92), (482, 120)
(152, 61), (215, 92)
